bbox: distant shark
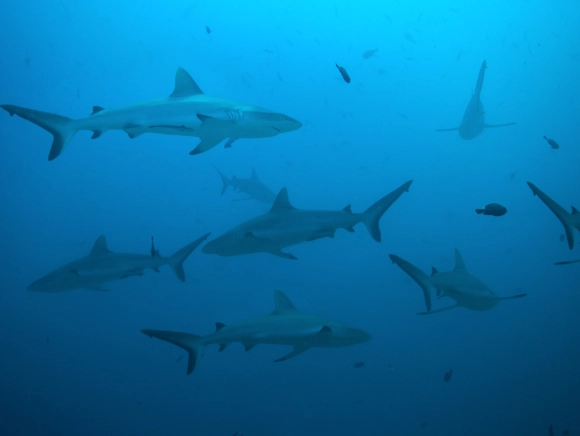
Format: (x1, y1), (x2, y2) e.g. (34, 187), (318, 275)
(214, 166), (276, 204)
(28, 233), (210, 292)
(202, 180), (413, 259)
(389, 249), (526, 314)
(527, 182), (580, 250)
(142, 289), (371, 374)
(0, 67), (302, 160)
(435, 60), (515, 139)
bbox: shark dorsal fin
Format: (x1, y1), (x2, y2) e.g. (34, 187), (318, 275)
(91, 106), (105, 115)
(431, 267), (439, 276)
(272, 290), (298, 314)
(215, 322), (226, 331)
(343, 204), (352, 213)
(90, 236), (111, 255)
(572, 206), (579, 215)
(454, 248), (467, 271)
(251, 168), (258, 179)
(170, 67), (203, 98)
(270, 188), (296, 213)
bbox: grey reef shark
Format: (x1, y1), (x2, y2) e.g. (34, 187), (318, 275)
(142, 289), (371, 374)
(0, 67), (302, 160)
(527, 182), (580, 250)
(202, 180), (413, 259)
(389, 249), (526, 314)
(28, 233), (209, 292)
(214, 166), (276, 204)
(435, 60), (515, 139)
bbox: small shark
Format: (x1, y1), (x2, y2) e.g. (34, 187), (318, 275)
(527, 182), (580, 250)
(389, 249), (526, 314)
(0, 68), (301, 160)
(214, 166), (276, 204)
(142, 289), (371, 374)
(435, 60), (515, 139)
(202, 180), (413, 259)
(28, 233), (210, 292)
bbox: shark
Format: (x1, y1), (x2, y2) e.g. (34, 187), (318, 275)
(27, 232), (210, 292)
(141, 289), (371, 374)
(202, 180), (413, 259)
(435, 60), (515, 139)
(388, 249), (526, 314)
(214, 166), (276, 204)
(527, 182), (580, 250)
(0, 67), (302, 160)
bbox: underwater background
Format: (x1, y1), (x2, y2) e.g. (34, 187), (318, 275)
(1, 0), (579, 435)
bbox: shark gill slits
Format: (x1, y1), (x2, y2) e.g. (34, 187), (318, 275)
(335, 63), (351, 83)
(443, 369), (453, 382)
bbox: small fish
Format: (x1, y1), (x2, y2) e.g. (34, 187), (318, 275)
(335, 64), (351, 83)
(510, 171), (517, 180)
(362, 48), (378, 59)
(543, 136), (560, 149)
(205, 25), (211, 34)
(404, 32), (416, 44)
(554, 259), (580, 266)
(475, 203), (507, 216)
(443, 369), (453, 382)
(353, 361), (365, 368)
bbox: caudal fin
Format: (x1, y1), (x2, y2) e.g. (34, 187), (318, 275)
(389, 254), (432, 312)
(362, 180), (412, 242)
(168, 232), (210, 281)
(1, 104), (77, 160)
(141, 329), (204, 374)
(212, 165), (230, 195)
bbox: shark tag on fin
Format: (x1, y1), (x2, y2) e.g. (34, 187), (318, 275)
(272, 290), (298, 314)
(90, 236), (111, 255)
(170, 67), (204, 98)
(273, 345), (310, 362)
(454, 249), (467, 271)
(270, 188), (296, 213)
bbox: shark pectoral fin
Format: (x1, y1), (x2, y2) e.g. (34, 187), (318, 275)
(417, 304), (459, 315)
(123, 123), (146, 139)
(91, 130), (103, 139)
(152, 267), (160, 273)
(242, 342), (256, 352)
(218, 344), (228, 352)
(273, 345), (310, 362)
(269, 250), (298, 260)
(554, 259), (580, 265)
(484, 122), (516, 128)
(435, 127), (459, 132)
(189, 135), (225, 155)
(85, 286), (110, 292)
(496, 293), (527, 301)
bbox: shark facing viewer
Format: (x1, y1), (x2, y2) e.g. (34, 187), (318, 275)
(389, 248), (526, 314)
(202, 180), (413, 259)
(142, 289), (371, 375)
(0, 67), (302, 160)
(435, 60), (515, 140)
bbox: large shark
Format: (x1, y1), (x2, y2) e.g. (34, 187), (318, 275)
(214, 166), (276, 204)
(389, 249), (526, 314)
(202, 180), (413, 259)
(0, 68), (302, 160)
(28, 233), (210, 292)
(142, 289), (371, 374)
(435, 60), (515, 139)
(527, 182), (580, 250)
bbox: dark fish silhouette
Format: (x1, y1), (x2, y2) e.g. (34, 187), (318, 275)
(404, 32), (416, 44)
(353, 361), (365, 368)
(335, 64), (351, 83)
(443, 369), (453, 382)
(554, 259), (580, 265)
(362, 48), (378, 59)
(544, 136), (559, 149)
(205, 25), (211, 34)
(475, 203), (507, 216)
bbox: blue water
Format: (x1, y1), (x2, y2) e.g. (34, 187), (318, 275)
(1, 1), (579, 435)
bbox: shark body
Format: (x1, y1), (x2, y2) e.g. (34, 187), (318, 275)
(527, 182), (580, 250)
(202, 180), (413, 259)
(435, 60), (515, 139)
(214, 166), (276, 204)
(1, 68), (301, 160)
(28, 233), (210, 292)
(389, 249), (526, 314)
(142, 289), (371, 374)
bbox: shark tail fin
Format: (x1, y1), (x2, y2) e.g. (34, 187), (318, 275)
(168, 232), (210, 281)
(141, 329), (204, 375)
(213, 166), (230, 195)
(389, 254), (432, 312)
(1, 104), (77, 160)
(362, 180), (413, 242)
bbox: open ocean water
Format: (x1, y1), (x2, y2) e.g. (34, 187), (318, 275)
(0, 1), (579, 435)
